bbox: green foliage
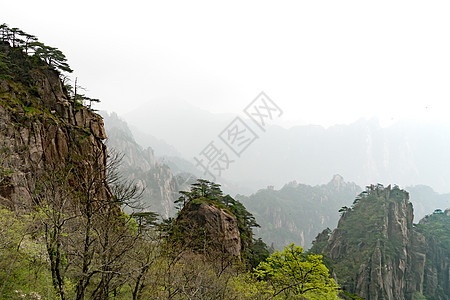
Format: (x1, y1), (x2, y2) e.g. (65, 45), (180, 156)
(1, 23), (72, 74)
(0, 24), (100, 111)
(0, 207), (51, 300)
(246, 238), (271, 269)
(254, 243), (339, 299)
(228, 273), (274, 299)
(0, 52), (13, 80)
(412, 291), (427, 300)
(31, 42), (72, 73)
(171, 179), (261, 267)
(175, 179), (223, 210)
(310, 185), (444, 298)
(415, 209), (450, 299)
(416, 209), (450, 251)
(131, 211), (159, 232)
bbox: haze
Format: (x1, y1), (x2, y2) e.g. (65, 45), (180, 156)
(4, 0), (450, 127)
(3, 1), (450, 194)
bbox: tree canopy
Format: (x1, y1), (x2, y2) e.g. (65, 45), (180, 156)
(254, 243), (339, 299)
(171, 179), (265, 268)
(0, 23), (72, 73)
(0, 24), (101, 109)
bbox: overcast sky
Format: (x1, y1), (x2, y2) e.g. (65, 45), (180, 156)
(3, 1), (450, 128)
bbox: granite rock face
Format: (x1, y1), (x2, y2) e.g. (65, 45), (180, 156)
(419, 208), (450, 300)
(0, 44), (109, 210)
(176, 201), (241, 256)
(314, 186), (429, 300)
(311, 185), (449, 300)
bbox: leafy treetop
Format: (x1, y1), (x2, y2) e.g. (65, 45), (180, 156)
(254, 243), (339, 299)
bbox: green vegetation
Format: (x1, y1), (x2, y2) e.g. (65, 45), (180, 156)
(5, 23), (448, 299)
(310, 185), (412, 291)
(309, 184), (450, 299)
(0, 23), (72, 73)
(236, 176), (361, 250)
(0, 24), (99, 110)
(416, 209), (450, 249)
(254, 243), (339, 299)
(416, 209), (449, 251)
(171, 179), (264, 268)
(0, 168), (342, 299)
(415, 209), (450, 299)
(0, 208), (49, 299)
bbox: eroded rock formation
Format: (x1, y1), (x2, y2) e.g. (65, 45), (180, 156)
(176, 200), (241, 256)
(311, 185), (449, 300)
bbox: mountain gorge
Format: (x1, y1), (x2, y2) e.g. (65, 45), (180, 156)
(101, 111), (184, 218)
(1, 23), (449, 299)
(0, 26), (265, 299)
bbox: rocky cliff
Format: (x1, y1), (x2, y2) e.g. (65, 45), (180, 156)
(175, 200), (242, 256)
(311, 185), (449, 300)
(417, 208), (450, 300)
(0, 41), (108, 210)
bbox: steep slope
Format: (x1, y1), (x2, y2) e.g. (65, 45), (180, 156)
(236, 175), (361, 250)
(101, 112), (186, 218)
(169, 180), (260, 262)
(0, 41), (108, 209)
(416, 209), (450, 300)
(311, 185), (449, 300)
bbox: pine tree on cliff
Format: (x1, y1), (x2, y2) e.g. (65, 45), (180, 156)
(1, 23), (72, 74)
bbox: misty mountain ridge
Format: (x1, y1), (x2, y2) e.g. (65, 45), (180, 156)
(237, 174), (449, 250)
(121, 98), (236, 159)
(99, 111), (449, 248)
(121, 102), (450, 194)
(2, 22), (448, 300)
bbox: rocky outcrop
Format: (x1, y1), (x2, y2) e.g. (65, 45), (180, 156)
(418, 208), (450, 300)
(311, 186), (450, 300)
(176, 200), (241, 256)
(314, 185), (429, 300)
(0, 43), (109, 210)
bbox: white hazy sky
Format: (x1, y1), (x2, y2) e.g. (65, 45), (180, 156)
(3, 0), (450, 127)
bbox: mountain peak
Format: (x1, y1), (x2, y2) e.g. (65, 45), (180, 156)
(328, 174), (345, 190)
